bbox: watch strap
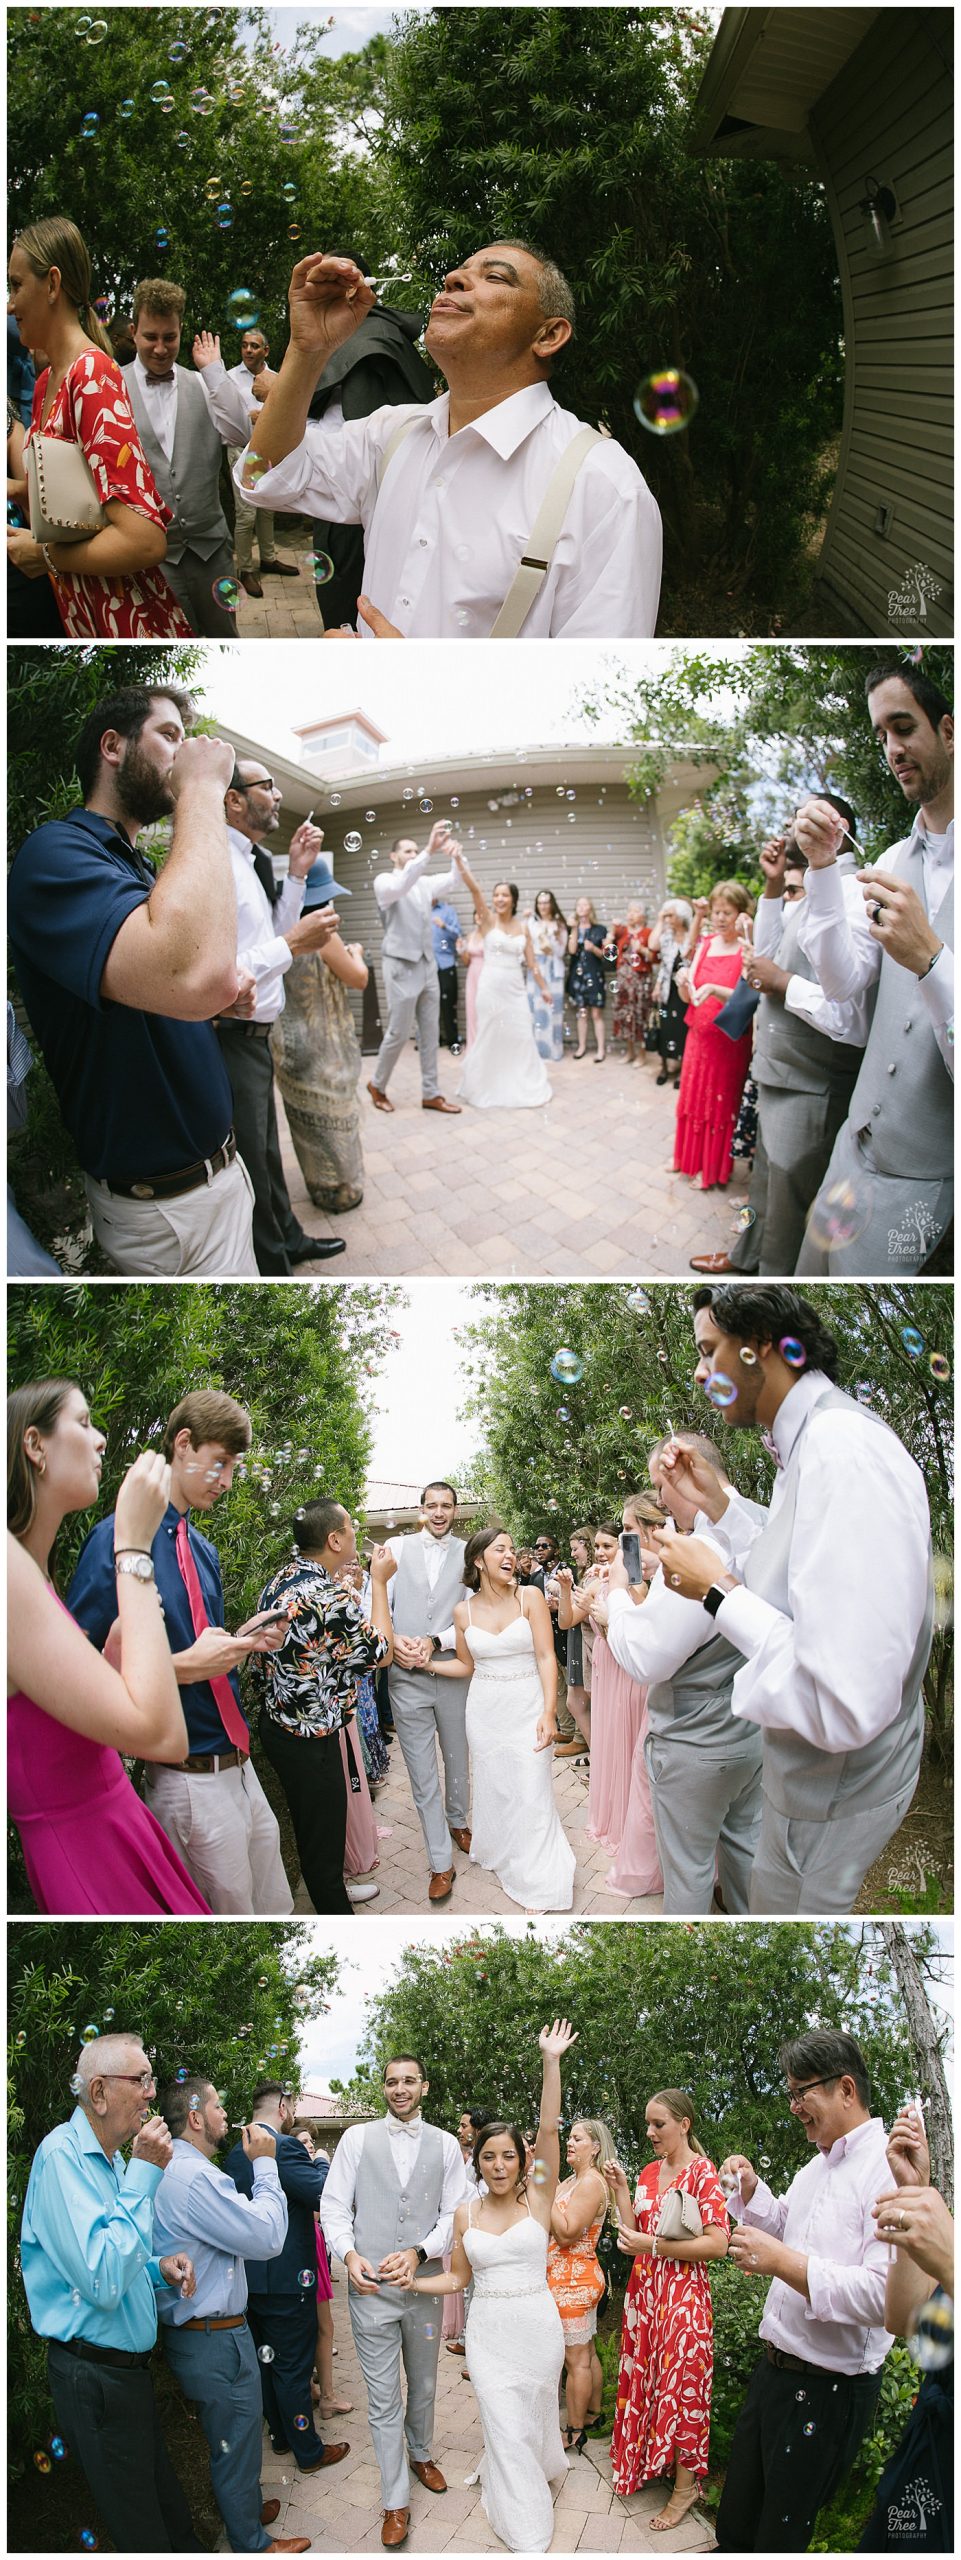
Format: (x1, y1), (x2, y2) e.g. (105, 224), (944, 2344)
(703, 1583), (729, 1619)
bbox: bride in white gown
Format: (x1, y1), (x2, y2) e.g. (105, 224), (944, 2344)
(451, 849), (553, 1108)
(408, 2021), (576, 2552)
(430, 1525), (576, 1911)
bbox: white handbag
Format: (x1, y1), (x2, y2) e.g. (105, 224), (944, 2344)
(26, 431), (105, 545)
(655, 2186), (703, 2240)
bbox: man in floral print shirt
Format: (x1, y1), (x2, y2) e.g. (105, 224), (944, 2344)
(252, 1498), (394, 1913)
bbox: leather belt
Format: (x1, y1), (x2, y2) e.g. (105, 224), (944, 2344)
(177, 1748), (248, 1774)
(217, 1021), (273, 1042)
(54, 2336), (152, 2369)
(102, 1132), (237, 1202)
(765, 2342), (831, 2376)
(180, 2313), (247, 2332)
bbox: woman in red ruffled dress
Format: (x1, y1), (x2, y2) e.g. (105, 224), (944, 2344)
(606, 2088), (730, 2531)
(7, 217), (191, 638)
(673, 883), (754, 1188)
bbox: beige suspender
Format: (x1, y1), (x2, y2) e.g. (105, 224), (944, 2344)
(374, 418), (603, 637)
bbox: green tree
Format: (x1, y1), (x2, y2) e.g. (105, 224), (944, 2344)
(8, 1920), (339, 2482)
(377, 7), (844, 620)
(459, 1280), (954, 1756)
(581, 644), (955, 902)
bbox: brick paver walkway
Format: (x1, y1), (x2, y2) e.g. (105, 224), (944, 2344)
(292, 1728), (663, 1919)
(244, 2254), (714, 2553)
(278, 1049), (748, 1278)
(231, 522), (327, 638)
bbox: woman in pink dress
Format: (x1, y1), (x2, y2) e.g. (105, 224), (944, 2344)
(582, 1513), (662, 1892)
(672, 882), (754, 1189)
(7, 1379), (209, 1915)
(340, 1716), (380, 1882)
(7, 217), (192, 639)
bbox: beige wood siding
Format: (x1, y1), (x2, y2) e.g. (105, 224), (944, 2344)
(814, 7), (953, 634)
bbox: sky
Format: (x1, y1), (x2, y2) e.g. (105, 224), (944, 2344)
(202, 641), (668, 769)
(365, 1282), (481, 1487)
(291, 1921), (956, 2094)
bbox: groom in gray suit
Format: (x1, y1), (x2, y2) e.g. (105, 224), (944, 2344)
(319, 2054), (467, 2548)
(386, 1483), (472, 1901)
(125, 278), (238, 637)
(367, 826), (464, 1115)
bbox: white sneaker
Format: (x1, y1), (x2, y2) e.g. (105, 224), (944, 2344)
(347, 1880), (380, 1903)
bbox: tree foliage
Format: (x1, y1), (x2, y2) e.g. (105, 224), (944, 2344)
(459, 1280), (954, 1754)
(8, 1920), (340, 2481)
(581, 645), (956, 902)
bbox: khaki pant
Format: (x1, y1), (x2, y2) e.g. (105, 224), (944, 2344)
(143, 1756), (293, 1914)
(85, 1153), (258, 1277)
(227, 445), (277, 572)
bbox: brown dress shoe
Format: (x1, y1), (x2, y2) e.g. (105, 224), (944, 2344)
(367, 1081), (395, 1113)
(240, 571), (263, 597)
(411, 2459), (448, 2493)
(382, 2509), (410, 2547)
(450, 1826), (472, 1854)
(445, 2339), (466, 2356)
(553, 1738), (587, 1757)
(306, 2442), (350, 2468)
(428, 1867), (455, 1902)
(421, 1095), (462, 1112)
(688, 1251), (734, 1273)
(261, 2500), (280, 2526)
(267, 2542), (311, 2554)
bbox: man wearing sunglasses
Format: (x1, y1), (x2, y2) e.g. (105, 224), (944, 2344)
(20, 2032), (202, 2552)
(716, 2028), (894, 2552)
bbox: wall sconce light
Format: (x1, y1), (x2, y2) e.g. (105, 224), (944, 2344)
(859, 176), (899, 260)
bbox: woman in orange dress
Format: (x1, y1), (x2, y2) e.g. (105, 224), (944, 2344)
(7, 217), (191, 639)
(606, 2089), (730, 2532)
(547, 2114), (614, 2450)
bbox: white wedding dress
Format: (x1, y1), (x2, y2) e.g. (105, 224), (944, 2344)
(465, 1601), (576, 1910)
(464, 2199), (568, 2552)
(459, 926), (552, 1108)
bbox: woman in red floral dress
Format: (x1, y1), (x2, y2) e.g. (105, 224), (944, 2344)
(673, 882), (755, 1188)
(7, 217), (192, 639)
(606, 2087), (730, 2531)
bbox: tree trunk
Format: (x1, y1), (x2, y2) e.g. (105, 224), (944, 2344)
(877, 1922), (953, 2206)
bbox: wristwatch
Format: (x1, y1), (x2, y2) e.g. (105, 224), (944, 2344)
(430, 1637), (443, 1655)
(115, 1552), (156, 1584)
(415, 2246), (428, 2265)
(703, 1582), (732, 1619)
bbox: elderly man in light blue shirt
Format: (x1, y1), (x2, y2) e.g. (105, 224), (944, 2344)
(20, 2030), (201, 2552)
(152, 2067), (309, 2556)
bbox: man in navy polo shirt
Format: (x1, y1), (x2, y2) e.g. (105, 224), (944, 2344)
(68, 1388), (293, 1915)
(8, 685), (259, 1277)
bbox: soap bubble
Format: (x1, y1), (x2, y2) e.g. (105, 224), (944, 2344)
(118, 99), (135, 120)
(758, 2155), (771, 2170)
(175, 2066), (188, 2082)
(929, 1352), (950, 1382)
(420, 798), (433, 814)
(288, 226), (302, 242)
(241, 453), (270, 488)
(258, 2344), (275, 2363)
(217, 205), (233, 231)
(344, 831), (362, 854)
(50, 2437), (67, 2460)
(16, 2029), (26, 2047)
(80, 2535), (99, 2551)
(311, 549), (335, 584)
(282, 181), (298, 202)
(240, 177), (253, 195)
(626, 1287), (650, 1314)
(191, 88), (214, 114)
(280, 123), (298, 145)
(81, 2023), (99, 2042)
(450, 795), (460, 809)
(619, 1405), (633, 1421)
(175, 128), (189, 147)
(329, 791), (342, 807)
(213, 577), (239, 611)
(704, 1373), (737, 1409)
(402, 785), (415, 801)
(293, 2412), (310, 2428)
(912, 2291), (953, 2372)
(227, 288), (260, 330)
(556, 1404), (570, 1423)
(364, 809), (377, 824)
(34, 2451), (52, 2473)
(297, 2268), (315, 2287)
(86, 17), (108, 37)
(169, 38), (189, 59)
(550, 1349), (584, 1385)
(779, 1337), (806, 1369)
(156, 229), (171, 251)
(901, 1327), (924, 1357)
(94, 294), (114, 322)
(150, 79), (172, 102)
(633, 368), (699, 436)
(805, 1176), (867, 1251)
(738, 1347), (758, 1367)
(80, 113), (100, 138)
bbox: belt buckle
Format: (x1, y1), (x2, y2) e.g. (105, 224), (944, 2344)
(130, 1181), (156, 1200)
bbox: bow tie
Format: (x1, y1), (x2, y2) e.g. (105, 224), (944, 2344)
(143, 371), (176, 385)
(387, 2114), (421, 2135)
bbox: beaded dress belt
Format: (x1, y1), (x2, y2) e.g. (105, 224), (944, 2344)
(473, 2284), (544, 2298)
(471, 1661), (535, 1682)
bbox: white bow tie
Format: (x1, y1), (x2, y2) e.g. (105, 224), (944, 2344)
(387, 2114), (421, 2135)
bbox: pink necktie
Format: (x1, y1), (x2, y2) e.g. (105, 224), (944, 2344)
(175, 1515), (249, 1754)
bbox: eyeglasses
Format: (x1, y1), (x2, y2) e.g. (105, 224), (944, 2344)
(783, 883), (805, 901)
(234, 775), (277, 796)
(785, 2076), (837, 2108)
(100, 2071), (156, 2093)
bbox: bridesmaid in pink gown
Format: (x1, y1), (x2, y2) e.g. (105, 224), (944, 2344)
(673, 883), (754, 1190)
(7, 1379), (209, 1915)
(585, 1506), (664, 1895)
(340, 1715), (380, 1879)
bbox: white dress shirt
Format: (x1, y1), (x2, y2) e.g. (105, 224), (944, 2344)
(227, 380), (662, 637)
(605, 1520), (731, 1684)
(386, 1526), (460, 1652)
(227, 825), (306, 1024)
(797, 819), (954, 1077)
(708, 1371), (931, 1754)
(374, 843), (460, 919)
(319, 2115), (468, 2266)
(132, 354), (179, 461)
(753, 895), (870, 1046)
(731, 2116), (894, 2373)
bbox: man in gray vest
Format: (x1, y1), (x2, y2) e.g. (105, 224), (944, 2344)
(692, 817), (867, 1281)
(597, 1431), (764, 1913)
(795, 660), (953, 1276)
(385, 1483), (472, 1900)
(654, 1284), (933, 1916)
(124, 279), (238, 637)
(319, 2053), (467, 2548)
(367, 826), (464, 1116)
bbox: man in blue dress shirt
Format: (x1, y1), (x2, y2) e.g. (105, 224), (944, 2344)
(153, 2067), (317, 2554)
(20, 2031), (201, 2553)
(225, 2080), (346, 2476)
(68, 1387), (292, 1916)
(430, 894), (464, 1052)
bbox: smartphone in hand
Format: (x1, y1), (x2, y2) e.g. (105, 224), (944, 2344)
(620, 1530), (641, 1583)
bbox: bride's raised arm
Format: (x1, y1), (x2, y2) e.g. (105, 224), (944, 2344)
(452, 848), (495, 937)
(528, 2020), (579, 2225)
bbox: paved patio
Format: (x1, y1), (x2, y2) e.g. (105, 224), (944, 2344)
(292, 1727), (663, 1920)
(229, 520), (342, 638)
(237, 2255), (714, 2554)
(278, 1048), (748, 1279)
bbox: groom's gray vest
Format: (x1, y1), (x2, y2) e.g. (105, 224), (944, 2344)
(123, 364), (229, 562)
(647, 1621), (760, 1756)
(743, 1384), (931, 1820)
(352, 2118), (445, 2272)
(843, 833), (954, 1179)
(392, 1536), (467, 1656)
(753, 897), (863, 1103)
(378, 876), (434, 965)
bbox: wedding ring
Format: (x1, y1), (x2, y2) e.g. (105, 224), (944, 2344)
(870, 901), (884, 924)
(899, 2211), (908, 2230)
